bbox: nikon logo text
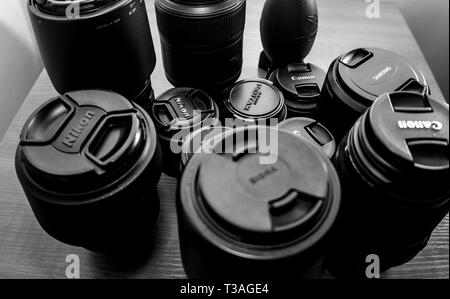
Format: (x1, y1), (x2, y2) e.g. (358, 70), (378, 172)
(175, 98), (191, 118)
(372, 66), (392, 81)
(62, 111), (96, 148)
(397, 120), (443, 131)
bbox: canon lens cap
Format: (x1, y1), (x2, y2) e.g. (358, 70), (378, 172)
(223, 79), (287, 125)
(279, 117), (336, 159)
(150, 87), (220, 176)
(269, 63), (326, 117)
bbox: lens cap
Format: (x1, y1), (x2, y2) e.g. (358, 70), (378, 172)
(180, 126), (340, 248)
(180, 126), (232, 170)
(269, 63), (326, 116)
(279, 118), (336, 159)
(330, 48), (428, 112)
(351, 92), (448, 200)
(151, 87), (220, 176)
(223, 79), (287, 124)
(17, 90), (156, 193)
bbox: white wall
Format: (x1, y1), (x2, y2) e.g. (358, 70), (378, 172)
(0, 0), (43, 141)
(394, 0), (449, 102)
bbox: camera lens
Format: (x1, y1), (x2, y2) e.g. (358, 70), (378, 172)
(222, 79), (287, 125)
(15, 90), (162, 252)
(329, 91), (449, 277)
(319, 48), (429, 141)
(178, 126), (341, 278)
(150, 88), (220, 177)
(28, 0), (157, 106)
(154, 0), (246, 93)
(180, 126), (232, 171)
(269, 63), (326, 117)
(278, 117), (336, 159)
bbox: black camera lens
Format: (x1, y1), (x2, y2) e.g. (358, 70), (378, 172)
(178, 126), (341, 278)
(15, 90), (162, 252)
(319, 48), (429, 141)
(329, 91), (449, 277)
(269, 63), (326, 117)
(154, 0), (246, 93)
(180, 126), (232, 171)
(28, 0), (157, 107)
(278, 118), (336, 159)
(222, 79), (287, 125)
(150, 88), (220, 177)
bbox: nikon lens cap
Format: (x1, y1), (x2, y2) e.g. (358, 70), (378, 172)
(269, 63), (326, 117)
(15, 90), (162, 252)
(178, 126), (341, 278)
(151, 87), (220, 177)
(320, 47), (429, 140)
(222, 79), (287, 125)
(279, 117), (336, 159)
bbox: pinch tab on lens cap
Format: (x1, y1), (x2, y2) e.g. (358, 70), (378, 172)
(340, 48), (372, 68)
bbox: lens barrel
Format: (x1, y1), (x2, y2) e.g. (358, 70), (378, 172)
(178, 126), (341, 278)
(15, 90), (162, 252)
(28, 0), (157, 106)
(155, 0), (246, 93)
(329, 91), (449, 277)
(319, 48), (429, 141)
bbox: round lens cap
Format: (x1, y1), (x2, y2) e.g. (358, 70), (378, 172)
(224, 79), (287, 122)
(334, 48), (428, 111)
(278, 118), (336, 159)
(151, 88), (220, 140)
(269, 63), (326, 115)
(17, 90), (153, 193)
(195, 127), (340, 239)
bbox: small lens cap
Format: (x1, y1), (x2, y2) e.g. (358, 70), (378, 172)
(333, 48), (428, 112)
(224, 79), (287, 124)
(17, 90), (154, 193)
(278, 118), (336, 159)
(269, 63), (326, 116)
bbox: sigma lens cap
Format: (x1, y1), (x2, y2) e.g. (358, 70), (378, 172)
(223, 79), (287, 124)
(180, 126), (232, 170)
(329, 48), (429, 112)
(181, 126), (340, 246)
(269, 63), (326, 116)
(356, 91), (448, 199)
(150, 87), (220, 176)
(278, 117), (336, 159)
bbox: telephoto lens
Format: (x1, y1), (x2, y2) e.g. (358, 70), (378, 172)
(320, 47), (429, 141)
(28, 0), (157, 107)
(180, 126), (232, 172)
(278, 118), (336, 159)
(150, 88), (220, 177)
(221, 79), (287, 126)
(155, 0), (246, 94)
(15, 90), (162, 253)
(178, 126), (341, 278)
(259, 0), (318, 71)
(268, 63), (326, 118)
(329, 91), (449, 277)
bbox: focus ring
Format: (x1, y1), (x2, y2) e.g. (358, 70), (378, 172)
(155, 1), (246, 48)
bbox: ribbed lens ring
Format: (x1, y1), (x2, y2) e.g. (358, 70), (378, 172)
(32, 0), (119, 16)
(155, 0), (246, 48)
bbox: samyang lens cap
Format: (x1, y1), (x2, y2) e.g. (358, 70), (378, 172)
(269, 63), (326, 116)
(279, 117), (336, 159)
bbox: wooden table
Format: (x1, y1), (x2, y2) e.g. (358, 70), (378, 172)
(0, 0), (448, 279)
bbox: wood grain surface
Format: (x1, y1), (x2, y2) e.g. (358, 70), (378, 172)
(0, 0), (448, 279)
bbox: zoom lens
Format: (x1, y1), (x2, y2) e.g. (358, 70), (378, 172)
(28, 0), (157, 107)
(329, 92), (449, 277)
(178, 126), (341, 278)
(15, 90), (162, 252)
(319, 48), (429, 141)
(155, 0), (246, 93)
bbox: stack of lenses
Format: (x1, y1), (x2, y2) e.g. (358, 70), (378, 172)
(329, 91), (449, 277)
(15, 90), (162, 252)
(178, 126), (341, 278)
